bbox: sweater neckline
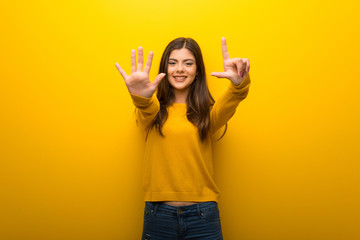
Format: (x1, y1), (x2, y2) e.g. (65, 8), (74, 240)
(171, 102), (187, 106)
(169, 103), (187, 109)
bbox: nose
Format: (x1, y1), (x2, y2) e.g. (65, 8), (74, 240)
(176, 64), (184, 73)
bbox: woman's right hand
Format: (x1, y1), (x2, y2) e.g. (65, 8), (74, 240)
(115, 47), (166, 98)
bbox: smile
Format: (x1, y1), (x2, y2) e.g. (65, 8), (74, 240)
(174, 76), (187, 82)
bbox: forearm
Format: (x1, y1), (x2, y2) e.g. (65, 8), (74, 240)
(210, 74), (251, 135)
(130, 93), (160, 130)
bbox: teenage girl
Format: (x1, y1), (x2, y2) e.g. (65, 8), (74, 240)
(115, 37), (250, 239)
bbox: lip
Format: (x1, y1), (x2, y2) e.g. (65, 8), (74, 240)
(173, 76), (187, 82)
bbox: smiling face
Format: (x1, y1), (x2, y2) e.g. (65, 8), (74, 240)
(167, 48), (197, 92)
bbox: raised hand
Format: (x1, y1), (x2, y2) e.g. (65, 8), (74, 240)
(115, 47), (166, 98)
(211, 37), (250, 86)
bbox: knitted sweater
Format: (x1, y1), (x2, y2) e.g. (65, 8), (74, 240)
(130, 74), (250, 203)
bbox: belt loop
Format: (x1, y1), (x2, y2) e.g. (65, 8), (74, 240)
(154, 202), (159, 215)
(197, 203), (201, 219)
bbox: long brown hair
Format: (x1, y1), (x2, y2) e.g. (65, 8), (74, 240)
(148, 37), (226, 142)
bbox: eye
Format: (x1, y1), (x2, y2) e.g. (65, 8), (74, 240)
(168, 61), (176, 65)
(186, 62), (194, 66)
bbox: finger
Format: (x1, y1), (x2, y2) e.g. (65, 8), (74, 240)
(144, 51), (153, 74)
(235, 59), (245, 77)
(239, 59), (250, 77)
(115, 63), (128, 79)
(221, 37), (230, 61)
(211, 72), (231, 79)
(137, 46), (143, 72)
(131, 49), (136, 73)
(233, 58), (244, 76)
(244, 58), (250, 72)
(152, 73), (166, 88)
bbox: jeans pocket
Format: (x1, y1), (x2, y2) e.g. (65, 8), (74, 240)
(200, 206), (220, 222)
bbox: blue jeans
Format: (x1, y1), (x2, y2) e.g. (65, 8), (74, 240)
(142, 201), (223, 240)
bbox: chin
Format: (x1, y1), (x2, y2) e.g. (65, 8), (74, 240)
(170, 79), (194, 90)
(171, 82), (190, 91)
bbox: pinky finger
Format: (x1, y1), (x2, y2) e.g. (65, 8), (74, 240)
(235, 60), (245, 77)
(244, 58), (250, 73)
(115, 63), (128, 80)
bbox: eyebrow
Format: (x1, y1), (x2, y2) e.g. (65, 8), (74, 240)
(169, 58), (195, 62)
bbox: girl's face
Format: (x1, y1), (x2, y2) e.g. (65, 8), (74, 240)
(167, 48), (197, 91)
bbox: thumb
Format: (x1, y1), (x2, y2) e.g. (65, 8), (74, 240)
(211, 72), (230, 79)
(115, 63), (128, 80)
(152, 73), (166, 88)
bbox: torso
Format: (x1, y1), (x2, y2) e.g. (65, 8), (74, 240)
(162, 201), (200, 206)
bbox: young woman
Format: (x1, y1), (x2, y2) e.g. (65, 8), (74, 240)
(115, 37), (250, 239)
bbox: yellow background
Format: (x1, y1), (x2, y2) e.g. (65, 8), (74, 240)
(1, 0), (359, 239)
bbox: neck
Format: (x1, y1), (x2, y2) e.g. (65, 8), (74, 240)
(173, 88), (189, 104)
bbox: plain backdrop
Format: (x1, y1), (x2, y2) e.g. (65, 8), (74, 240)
(1, 0), (359, 239)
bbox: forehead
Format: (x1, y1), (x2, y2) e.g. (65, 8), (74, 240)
(169, 48), (195, 60)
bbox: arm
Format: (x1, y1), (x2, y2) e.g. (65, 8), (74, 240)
(210, 37), (251, 135)
(115, 46), (165, 130)
(130, 93), (160, 131)
(210, 73), (250, 135)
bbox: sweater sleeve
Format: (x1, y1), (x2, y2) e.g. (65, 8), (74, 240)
(130, 93), (160, 131)
(210, 73), (251, 136)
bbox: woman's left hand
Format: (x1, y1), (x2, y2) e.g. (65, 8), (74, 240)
(211, 37), (250, 86)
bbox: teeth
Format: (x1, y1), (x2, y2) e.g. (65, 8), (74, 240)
(174, 76), (186, 79)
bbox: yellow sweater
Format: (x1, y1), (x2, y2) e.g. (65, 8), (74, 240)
(130, 74), (250, 204)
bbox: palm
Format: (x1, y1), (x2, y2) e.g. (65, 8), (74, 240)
(125, 71), (153, 96)
(223, 59), (241, 81)
(115, 47), (165, 98)
(211, 37), (250, 86)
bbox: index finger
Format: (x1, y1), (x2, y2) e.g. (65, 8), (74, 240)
(221, 37), (230, 61)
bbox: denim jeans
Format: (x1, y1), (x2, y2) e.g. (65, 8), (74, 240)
(142, 201), (223, 240)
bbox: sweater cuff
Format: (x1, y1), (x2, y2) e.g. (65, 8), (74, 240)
(130, 93), (156, 108)
(228, 73), (251, 92)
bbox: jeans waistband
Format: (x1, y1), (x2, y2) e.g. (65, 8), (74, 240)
(145, 201), (218, 215)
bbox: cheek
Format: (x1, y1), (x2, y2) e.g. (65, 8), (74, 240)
(167, 66), (175, 75)
(189, 67), (197, 76)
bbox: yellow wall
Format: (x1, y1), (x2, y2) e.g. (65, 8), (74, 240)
(1, 0), (359, 239)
